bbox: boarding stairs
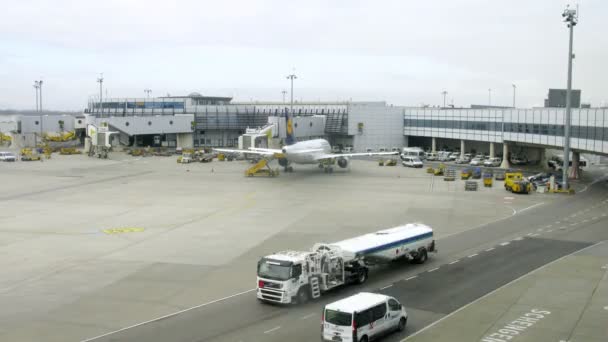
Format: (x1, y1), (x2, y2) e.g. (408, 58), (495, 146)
(245, 158), (278, 177)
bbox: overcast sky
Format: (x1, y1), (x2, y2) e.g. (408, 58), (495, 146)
(0, 0), (606, 110)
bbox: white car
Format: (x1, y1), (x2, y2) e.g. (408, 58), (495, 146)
(483, 157), (501, 167)
(0, 151), (17, 162)
(322, 292), (407, 342)
(426, 152), (438, 161)
(470, 157), (483, 166)
(449, 152), (460, 161)
(402, 157), (424, 168)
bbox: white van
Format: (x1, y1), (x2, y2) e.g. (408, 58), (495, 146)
(401, 147), (426, 161)
(402, 157), (423, 168)
(322, 292), (407, 342)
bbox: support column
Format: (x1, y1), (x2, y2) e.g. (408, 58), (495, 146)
(460, 140), (465, 159)
(432, 137), (437, 153)
(500, 143), (510, 169)
(489, 142), (495, 158)
(569, 151), (580, 179)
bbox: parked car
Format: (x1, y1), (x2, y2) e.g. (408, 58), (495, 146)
(402, 157), (424, 168)
(426, 152), (438, 161)
(511, 156), (529, 165)
(483, 157), (501, 167)
(449, 152), (460, 161)
(470, 157), (483, 166)
(456, 156), (471, 164)
(0, 151), (17, 162)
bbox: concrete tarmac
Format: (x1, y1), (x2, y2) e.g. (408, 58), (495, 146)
(0, 154), (604, 341)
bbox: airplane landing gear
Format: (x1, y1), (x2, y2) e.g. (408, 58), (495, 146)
(284, 166), (294, 173)
(324, 167), (334, 174)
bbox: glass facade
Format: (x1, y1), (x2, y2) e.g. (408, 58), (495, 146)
(404, 108), (608, 154)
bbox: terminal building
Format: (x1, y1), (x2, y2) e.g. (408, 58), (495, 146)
(2, 92), (607, 173)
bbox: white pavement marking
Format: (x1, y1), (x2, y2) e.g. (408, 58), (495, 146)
(401, 241), (604, 342)
(592, 217), (598, 220)
(516, 202), (545, 214)
(547, 229), (554, 233)
(603, 214), (607, 217)
(527, 233), (534, 236)
(449, 260), (460, 265)
(380, 284), (393, 290)
(499, 242), (510, 246)
(428, 268), (439, 273)
(560, 226), (567, 230)
(537, 228), (544, 231)
(406, 276), (418, 281)
(80, 288), (256, 342)
(583, 220), (589, 223)
(300, 313), (316, 320)
(468, 253), (478, 258)
(513, 236), (523, 241)
(530, 233), (540, 237)
(264, 326), (281, 334)
(485, 248), (495, 252)
(546, 225), (553, 228)
(570, 223), (578, 226)
(556, 221), (561, 224)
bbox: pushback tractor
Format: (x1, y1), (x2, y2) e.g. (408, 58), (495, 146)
(256, 224), (436, 304)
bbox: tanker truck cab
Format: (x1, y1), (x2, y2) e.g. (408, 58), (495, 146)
(322, 292), (407, 342)
(257, 251), (311, 304)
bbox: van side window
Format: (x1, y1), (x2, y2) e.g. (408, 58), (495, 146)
(372, 304), (387, 321)
(388, 299), (400, 311)
(355, 309), (372, 326)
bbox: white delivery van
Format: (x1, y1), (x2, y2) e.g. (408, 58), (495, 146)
(401, 147), (426, 161)
(322, 292), (407, 342)
(402, 157), (423, 168)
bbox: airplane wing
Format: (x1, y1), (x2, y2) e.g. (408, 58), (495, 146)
(314, 151), (398, 161)
(213, 148), (275, 156)
(248, 147), (283, 153)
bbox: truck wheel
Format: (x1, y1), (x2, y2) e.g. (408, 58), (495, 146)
(356, 269), (368, 284)
(296, 287), (309, 304)
(414, 249), (428, 264)
(398, 317), (407, 332)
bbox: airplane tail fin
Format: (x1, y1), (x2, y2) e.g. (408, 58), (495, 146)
(285, 112), (295, 145)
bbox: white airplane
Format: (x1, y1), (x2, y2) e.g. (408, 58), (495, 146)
(215, 138), (398, 173)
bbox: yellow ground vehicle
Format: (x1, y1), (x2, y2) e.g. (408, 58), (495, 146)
(433, 164), (445, 176)
(504, 172), (532, 194)
(245, 159), (279, 177)
(461, 168), (472, 180)
(20, 148), (42, 161)
(60, 148), (82, 155)
(384, 159), (397, 166)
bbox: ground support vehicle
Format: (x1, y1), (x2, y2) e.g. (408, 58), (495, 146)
(0, 152), (17, 162)
(504, 171), (532, 194)
(461, 168), (472, 180)
(472, 167), (482, 179)
(402, 157), (423, 168)
(483, 172), (493, 187)
(20, 148), (42, 161)
(444, 168), (456, 181)
(256, 224), (436, 304)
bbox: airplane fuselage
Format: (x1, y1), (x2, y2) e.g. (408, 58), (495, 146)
(282, 139), (332, 164)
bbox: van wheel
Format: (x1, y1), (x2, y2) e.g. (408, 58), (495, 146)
(398, 317), (407, 332)
(414, 249), (428, 264)
(296, 287), (309, 304)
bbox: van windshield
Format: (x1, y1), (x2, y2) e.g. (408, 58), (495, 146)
(325, 309), (352, 326)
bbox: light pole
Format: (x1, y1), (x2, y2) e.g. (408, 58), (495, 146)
(286, 73), (297, 115)
(97, 73), (104, 114)
(282, 90), (287, 103)
(33, 81), (40, 112)
(512, 84), (516, 108)
(144, 88), (152, 98)
(562, 5), (578, 190)
(441, 90), (448, 108)
(488, 88), (492, 106)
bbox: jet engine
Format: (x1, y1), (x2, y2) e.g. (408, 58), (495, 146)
(337, 157), (349, 168)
